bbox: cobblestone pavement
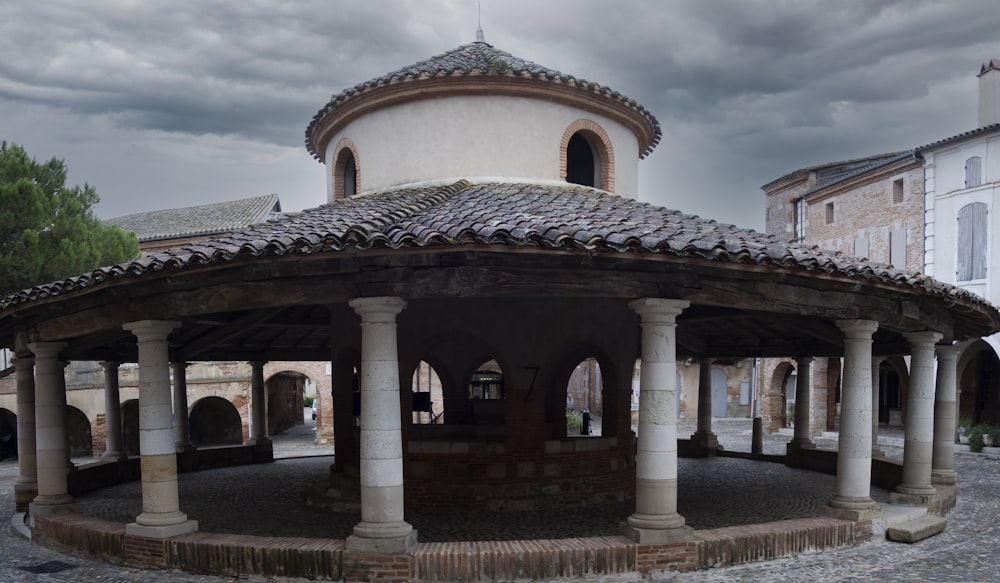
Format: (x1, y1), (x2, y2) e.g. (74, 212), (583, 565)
(2, 419), (999, 582)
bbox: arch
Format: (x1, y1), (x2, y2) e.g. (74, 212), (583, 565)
(67, 405), (92, 458)
(332, 138), (360, 201)
(121, 399), (140, 457)
(560, 119), (615, 192)
(189, 396), (243, 447)
(265, 370), (309, 436)
(0, 407), (16, 460)
(711, 367), (728, 417)
(769, 361), (795, 429)
(564, 357), (603, 436)
(410, 360), (445, 424)
(957, 340), (1000, 425)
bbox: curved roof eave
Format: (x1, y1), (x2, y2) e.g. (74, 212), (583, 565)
(2, 180), (997, 344)
(304, 42), (661, 161)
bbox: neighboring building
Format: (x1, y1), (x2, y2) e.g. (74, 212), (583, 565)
(760, 59), (1000, 432)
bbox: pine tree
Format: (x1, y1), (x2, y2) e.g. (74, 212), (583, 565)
(0, 141), (139, 295)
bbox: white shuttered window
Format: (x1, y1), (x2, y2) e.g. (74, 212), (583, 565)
(957, 202), (988, 281)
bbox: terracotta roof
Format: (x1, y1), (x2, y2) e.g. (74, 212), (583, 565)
(305, 42), (661, 159)
(4, 181), (992, 317)
(105, 194), (282, 242)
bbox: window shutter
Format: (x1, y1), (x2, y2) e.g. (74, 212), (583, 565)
(972, 202), (988, 279)
(890, 229), (906, 268)
(957, 202), (988, 281)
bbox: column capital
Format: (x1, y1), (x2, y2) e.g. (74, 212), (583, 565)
(935, 343), (960, 361)
(349, 296), (407, 321)
(793, 356), (814, 366)
(835, 319), (878, 338)
(11, 355), (34, 368)
(123, 320), (180, 342)
(628, 298), (690, 322)
(904, 331), (944, 347)
(100, 361), (121, 371)
(248, 360), (267, 368)
(27, 341), (66, 360)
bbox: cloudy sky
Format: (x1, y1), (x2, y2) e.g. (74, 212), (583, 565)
(2, 1), (999, 231)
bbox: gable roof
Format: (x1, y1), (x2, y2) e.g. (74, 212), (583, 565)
(105, 194), (282, 243)
(762, 152), (906, 191)
(305, 42), (661, 160)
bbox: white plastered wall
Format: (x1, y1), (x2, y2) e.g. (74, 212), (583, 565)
(324, 95), (641, 201)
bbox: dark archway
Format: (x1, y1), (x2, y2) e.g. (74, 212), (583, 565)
(566, 133), (597, 187)
(189, 396), (243, 447)
(0, 407), (16, 460)
(266, 371), (308, 436)
(67, 406), (93, 458)
(411, 360), (445, 425)
(958, 342), (1000, 425)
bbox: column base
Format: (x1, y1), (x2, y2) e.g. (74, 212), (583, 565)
(689, 431), (718, 457)
(786, 438), (815, 453)
(14, 480), (38, 513)
(29, 495), (78, 520)
(622, 522), (693, 544)
(821, 496), (880, 521)
(347, 521), (417, 554)
(871, 447), (885, 458)
(931, 469), (957, 485)
(126, 518), (198, 539)
(890, 484), (937, 507)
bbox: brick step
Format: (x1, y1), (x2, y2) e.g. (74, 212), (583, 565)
(886, 515), (947, 543)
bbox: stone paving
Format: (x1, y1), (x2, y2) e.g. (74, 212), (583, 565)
(1, 418), (999, 582)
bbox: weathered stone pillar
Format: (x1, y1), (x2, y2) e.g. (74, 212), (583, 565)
(824, 320), (878, 520)
(27, 342), (76, 518)
(690, 358), (718, 455)
(891, 331), (942, 505)
(124, 320), (198, 538)
(932, 344), (960, 485)
(101, 361), (126, 461)
(249, 360), (270, 445)
(347, 297), (415, 553)
(624, 298), (692, 543)
(13, 356), (38, 512)
(171, 362), (194, 452)
(788, 357), (815, 452)
(871, 357), (884, 457)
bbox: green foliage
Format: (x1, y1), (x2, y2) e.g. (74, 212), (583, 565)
(303, 396), (315, 408)
(566, 409), (582, 431)
(0, 141), (139, 295)
(968, 425), (985, 452)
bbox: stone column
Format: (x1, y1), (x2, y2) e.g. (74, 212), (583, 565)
(13, 356), (37, 512)
(171, 362), (194, 452)
(249, 360), (270, 445)
(788, 357), (815, 452)
(124, 320), (198, 538)
(824, 320), (878, 520)
(101, 362), (126, 461)
(871, 358), (884, 457)
(891, 331), (943, 506)
(932, 344), (960, 485)
(27, 342), (76, 518)
(347, 297), (415, 553)
(690, 358), (718, 455)
(624, 298), (692, 543)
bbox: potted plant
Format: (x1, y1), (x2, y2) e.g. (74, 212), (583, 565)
(987, 425), (1000, 448)
(957, 419), (972, 444)
(968, 424), (986, 453)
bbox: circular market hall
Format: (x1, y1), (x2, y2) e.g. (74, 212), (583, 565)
(2, 36), (998, 581)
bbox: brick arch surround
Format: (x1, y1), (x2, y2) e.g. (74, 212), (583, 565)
(331, 138), (361, 201)
(559, 119), (615, 193)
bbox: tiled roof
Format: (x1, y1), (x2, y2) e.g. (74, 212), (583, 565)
(762, 151), (907, 191)
(305, 42), (661, 159)
(915, 123), (1000, 154)
(804, 151), (914, 196)
(105, 194), (281, 242)
(5, 181), (992, 315)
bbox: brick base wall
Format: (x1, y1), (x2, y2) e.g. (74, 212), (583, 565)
(32, 511), (874, 581)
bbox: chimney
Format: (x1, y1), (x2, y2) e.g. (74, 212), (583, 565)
(979, 59), (1000, 128)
